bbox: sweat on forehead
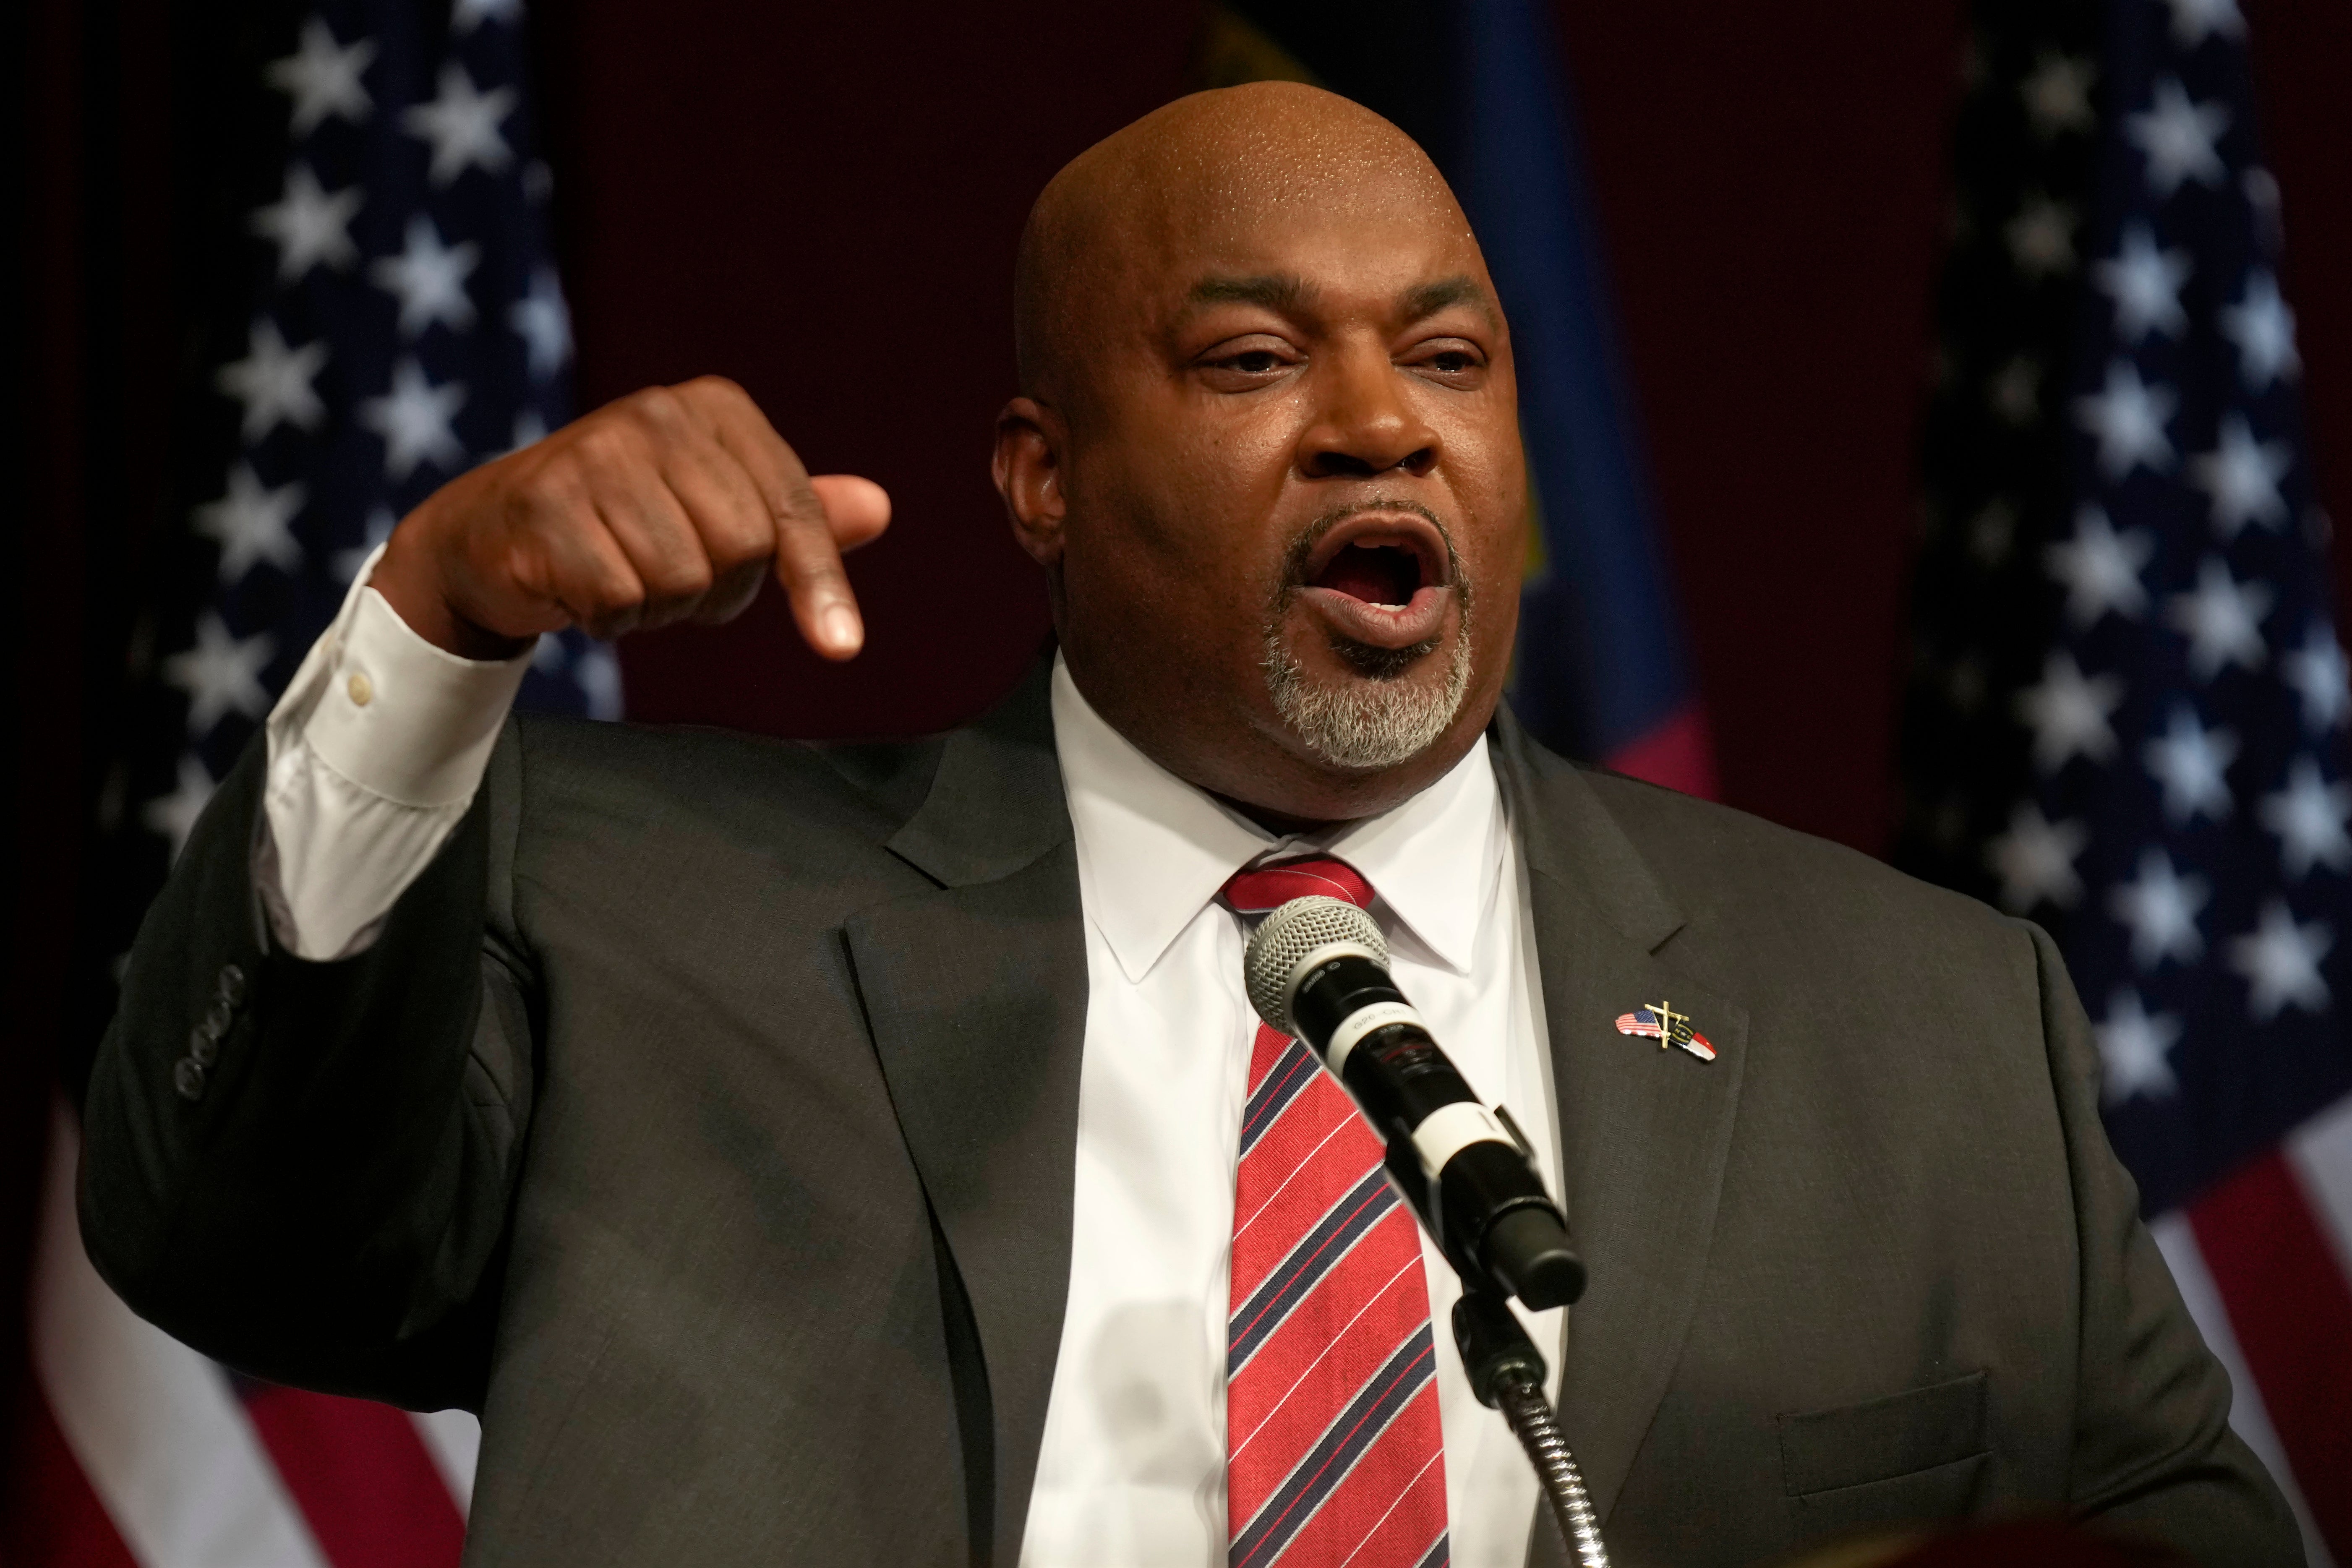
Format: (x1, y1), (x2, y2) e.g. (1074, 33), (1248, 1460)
(1013, 82), (1462, 404)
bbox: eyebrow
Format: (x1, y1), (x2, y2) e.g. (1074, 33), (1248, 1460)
(1186, 273), (1317, 312)
(1402, 275), (1499, 328)
(1184, 271), (1499, 330)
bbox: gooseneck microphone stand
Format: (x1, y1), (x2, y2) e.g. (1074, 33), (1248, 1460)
(1451, 1292), (1611, 1568)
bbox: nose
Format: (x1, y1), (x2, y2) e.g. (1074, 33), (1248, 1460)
(1297, 342), (1439, 481)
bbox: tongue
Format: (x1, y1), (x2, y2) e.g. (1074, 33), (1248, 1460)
(1318, 544), (1416, 606)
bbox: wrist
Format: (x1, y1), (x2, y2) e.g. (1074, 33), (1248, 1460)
(373, 507), (537, 663)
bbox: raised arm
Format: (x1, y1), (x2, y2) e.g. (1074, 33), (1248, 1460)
(78, 379), (889, 1410)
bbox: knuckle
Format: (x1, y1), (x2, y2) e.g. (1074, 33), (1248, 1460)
(629, 384), (687, 430)
(681, 373), (747, 406)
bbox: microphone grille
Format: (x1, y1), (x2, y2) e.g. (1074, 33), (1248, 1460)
(1242, 895), (1386, 1035)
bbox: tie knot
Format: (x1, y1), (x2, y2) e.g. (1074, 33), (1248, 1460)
(1221, 855), (1374, 915)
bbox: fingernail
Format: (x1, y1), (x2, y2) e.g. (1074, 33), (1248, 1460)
(823, 604), (862, 653)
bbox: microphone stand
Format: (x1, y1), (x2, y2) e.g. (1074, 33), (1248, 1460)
(1451, 1291), (1611, 1568)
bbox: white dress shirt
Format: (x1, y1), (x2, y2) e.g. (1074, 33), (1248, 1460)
(256, 558), (1565, 1566)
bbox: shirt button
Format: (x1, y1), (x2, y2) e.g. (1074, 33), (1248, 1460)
(217, 964), (246, 1007)
(347, 671), (374, 707)
(173, 1057), (207, 1101)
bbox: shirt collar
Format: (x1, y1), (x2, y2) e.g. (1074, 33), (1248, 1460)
(1050, 655), (1501, 983)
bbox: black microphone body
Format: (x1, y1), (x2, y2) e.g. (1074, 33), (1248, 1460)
(1246, 897), (1587, 1312)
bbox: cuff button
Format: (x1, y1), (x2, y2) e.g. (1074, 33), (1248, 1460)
(173, 1057), (207, 1101)
(217, 963), (247, 1006)
(347, 671), (374, 707)
(188, 1027), (220, 1068)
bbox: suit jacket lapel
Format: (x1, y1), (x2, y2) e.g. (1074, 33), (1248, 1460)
(1492, 714), (1749, 1527)
(843, 664), (1087, 1567)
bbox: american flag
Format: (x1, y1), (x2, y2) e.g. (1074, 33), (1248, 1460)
(1898, 0), (2352, 1555)
(25, 1), (609, 1561)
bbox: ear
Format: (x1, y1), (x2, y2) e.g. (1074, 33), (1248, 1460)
(993, 397), (1066, 567)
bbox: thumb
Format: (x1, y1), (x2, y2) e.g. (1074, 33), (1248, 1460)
(809, 474), (891, 552)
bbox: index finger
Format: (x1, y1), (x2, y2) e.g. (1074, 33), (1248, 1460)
(672, 377), (863, 659)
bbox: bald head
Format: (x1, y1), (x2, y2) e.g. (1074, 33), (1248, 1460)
(1013, 83), (1468, 412)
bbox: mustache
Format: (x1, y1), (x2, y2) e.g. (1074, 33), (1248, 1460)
(1273, 498), (1473, 608)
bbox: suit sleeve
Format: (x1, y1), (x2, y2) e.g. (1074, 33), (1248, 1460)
(78, 718), (539, 1414)
(2029, 921), (2305, 1565)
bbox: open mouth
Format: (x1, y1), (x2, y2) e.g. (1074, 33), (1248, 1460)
(1313, 541), (1426, 605)
(1291, 510), (1457, 652)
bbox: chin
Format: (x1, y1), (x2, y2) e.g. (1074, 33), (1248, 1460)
(1261, 625), (1475, 773)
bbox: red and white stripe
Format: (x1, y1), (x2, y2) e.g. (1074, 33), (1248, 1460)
(10, 1099), (473, 1568)
(2151, 1091), (2352, 1568)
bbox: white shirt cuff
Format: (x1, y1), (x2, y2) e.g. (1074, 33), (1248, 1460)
(305, 578), (535, 807)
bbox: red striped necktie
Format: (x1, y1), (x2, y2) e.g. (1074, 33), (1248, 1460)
(1220, 857), (1449, 1568)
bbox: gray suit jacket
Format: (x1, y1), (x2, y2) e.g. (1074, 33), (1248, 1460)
(81, 665), (2300, 1566)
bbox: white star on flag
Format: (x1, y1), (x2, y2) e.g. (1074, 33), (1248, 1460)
(368, 214), (480, 337)
(2045, 505), (2153, 628)
(194, 464), (307, 584)
(215, 318), (329, 442)
(141, 754), (218, 861)
(2075, 359), (2177, 479)
(1988, 802), (2089, 912)
(2093, 223), (2190, 342)
(575, 644), (625, 720)
(2108, 846), (2211, 968)
(2142, 704), (2238, 824)
(2166, 0), (2245, 46)
(2166, 556), (2272, 680)
(250, 163), (363, 281)
(2095, 990), (2183, 1104)
(401, 62), (517, 187)
(2281, 624), (2350, 732)
(2258, 757), (2352, 880)
(359, 358), (467, 479)
(266, 17), (375, 136)
(453, 0), (525, 31)
(2190, 414), (2291, 537)
(2005, 194), (2077, 277)
(163, 613), (276, 736)
(2220, 271), (2300, 390)
(2229, 898), (2332, 1019)
(2017, 649), (2124, 772)
(2125, 78), (2229, 196)
(2020, 53), (2096, 138)
(509, 266), (572, 381)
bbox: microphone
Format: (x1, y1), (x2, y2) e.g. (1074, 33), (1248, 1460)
(1243, 895), (1586, 1312)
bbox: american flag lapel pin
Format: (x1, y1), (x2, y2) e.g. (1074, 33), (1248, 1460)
(1615, 999), (1717, 1062)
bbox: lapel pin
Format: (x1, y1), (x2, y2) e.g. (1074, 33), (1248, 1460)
(1615, 1000), (1717, 1062)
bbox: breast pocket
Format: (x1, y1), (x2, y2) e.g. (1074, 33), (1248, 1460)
(1778, 1370), (1989, 1522)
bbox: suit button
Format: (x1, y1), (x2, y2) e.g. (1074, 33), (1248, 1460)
(217, 964), (247, 1007)
(173, 1057), (207, 1101)
(201, 998), (233, 1040)
(188, 1027), (219, 1068)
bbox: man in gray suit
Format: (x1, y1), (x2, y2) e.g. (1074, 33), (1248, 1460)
(82, 81), (2298, 1567)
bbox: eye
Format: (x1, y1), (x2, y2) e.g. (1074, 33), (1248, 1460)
(1404, 338), (1487, 384)
(1197, 335), (1300, 391)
